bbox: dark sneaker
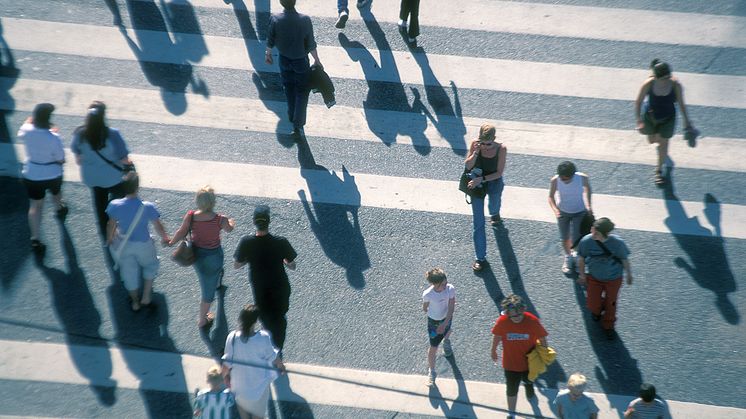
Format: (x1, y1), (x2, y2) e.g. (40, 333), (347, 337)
(56, 204), (69, 221)
(490, 214), (502, 226)
(407, 37), (417, 48)
(605, 328), (616, 340)
(525, 383), (536, 399)
(398, 23), (407, 36)
(591, 313), (601, 322)
(290, 127), (305, 140)
(335, 11), (348, 29)
(31, 239), (46, 258)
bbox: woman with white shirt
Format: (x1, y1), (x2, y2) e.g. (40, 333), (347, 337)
(222, 304), (285, 419)
(19, 103), (67, 258)
(548, 161), (592, 273)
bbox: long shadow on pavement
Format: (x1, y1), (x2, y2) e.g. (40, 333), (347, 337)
(472, 260), (505, 309)
(122, 0), (208, 115)
(107, 282), (192, 417)
(38, 222), (117, 405)
(573, 283), (642, 417)
(493, 225), (540, 317)
(200, 284), (230, 359)
(428, 354), (477, 417)
(339, 9), (431, 155)
(662, 169), (739, 324)
(296, 137), (370, 289)
(269, 373), (314, 418)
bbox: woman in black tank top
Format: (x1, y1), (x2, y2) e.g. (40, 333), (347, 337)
(464, 124), (507, 272)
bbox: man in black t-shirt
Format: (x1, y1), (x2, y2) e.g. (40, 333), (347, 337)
(234, 205), (297, 350)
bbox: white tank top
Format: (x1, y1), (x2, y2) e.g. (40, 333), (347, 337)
(556, 173), (586, 213)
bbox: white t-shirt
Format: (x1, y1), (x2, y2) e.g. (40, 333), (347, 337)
(422, 283), (455, 321)
(626, 398), (667, 419)
(222, 330), (279, 402)
(19, 123), (64, 180)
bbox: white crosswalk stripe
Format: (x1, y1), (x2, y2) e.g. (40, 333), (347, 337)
(2, 0), (745, 417)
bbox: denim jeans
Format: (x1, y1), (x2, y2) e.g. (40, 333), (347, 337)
(471, 177), (505, 261)
(338, 0), (348, 13)
(279, 55), (311, 129)
(193, 246), (224, 303)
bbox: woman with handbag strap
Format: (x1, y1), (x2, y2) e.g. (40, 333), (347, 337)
(71, 101), (134, 239)
(464, 123), (507, 272)
(170, 186), (235, 328)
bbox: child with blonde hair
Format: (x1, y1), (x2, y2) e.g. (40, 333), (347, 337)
(193, 365), (234, 418)
(422, 268), (456, 387)
(553, 373), (599, 419)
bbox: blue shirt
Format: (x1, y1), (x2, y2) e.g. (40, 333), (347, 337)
(71, 128), (129, 188)
(106, 197), (160, 242)
(553, 389), (599, 419)
(577, 234), (629, 280)
(267, 8), (317, 60)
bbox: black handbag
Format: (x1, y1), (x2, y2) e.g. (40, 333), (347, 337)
(459, 170), (487, 202)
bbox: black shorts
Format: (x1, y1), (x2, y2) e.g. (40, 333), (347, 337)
(23, 177), (62, 200)
(504, 370), (531, 397)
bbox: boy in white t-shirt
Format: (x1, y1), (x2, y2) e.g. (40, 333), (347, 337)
(422, 268), (456, 387)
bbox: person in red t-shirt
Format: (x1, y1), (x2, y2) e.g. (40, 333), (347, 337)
(490, 294), (548, 418)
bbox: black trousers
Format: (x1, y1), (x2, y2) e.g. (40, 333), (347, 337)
(92, 182), (126, 238)
(399, 0), (420, 38)
(253, 284), (290, 350)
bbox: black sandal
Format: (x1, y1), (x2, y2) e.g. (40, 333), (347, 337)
(472, 260), (486, 272)
(654, 170), (666, 185)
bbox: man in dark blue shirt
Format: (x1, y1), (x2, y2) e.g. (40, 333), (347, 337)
(265, 0), (321, 139)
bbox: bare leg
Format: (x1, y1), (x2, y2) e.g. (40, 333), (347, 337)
(140, 279), (154, 305)
(427, 345), (437, 370)
(128, 289), (141, 311)
(28, 199), (43, 240)
(507, 395), (517, 413)
(657, 136), (670, 173)
(198, 301), (211, 327)
(562, 238), (572, 256)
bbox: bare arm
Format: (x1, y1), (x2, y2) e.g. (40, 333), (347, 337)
(310, 49), (321, 66)
(634, 78), (653, 127)
(576, 257), (587, 286)
(168, 212), (191, 246)
(422, 301), (429, 313)
(221, 215), (236, 233)
(538, 336), (548, 347)
(490, 334), (501, 362)
(464, 140), (480, 170)
(106, 219), (117, 245)
(548, 176), (560, 217)
(151, 218), (170, 246)
(623, 259), (633, 285)
(582, 174), (593, 214)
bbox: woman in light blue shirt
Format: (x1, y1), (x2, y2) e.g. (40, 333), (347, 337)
(71, 101), (132, 238)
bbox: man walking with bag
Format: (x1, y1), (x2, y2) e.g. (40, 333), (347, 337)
(265, 0), (322, 139)
(576, 217), (633, 340)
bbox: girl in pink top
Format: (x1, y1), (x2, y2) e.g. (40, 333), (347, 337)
(170, 186), (235, 328)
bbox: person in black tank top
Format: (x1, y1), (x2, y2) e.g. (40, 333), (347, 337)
(634, 59), (694, 185)
(464, 124), (507, 272)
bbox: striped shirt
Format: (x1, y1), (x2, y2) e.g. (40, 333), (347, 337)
(194, 389), (235, 419)
(626, 398), (666, 419)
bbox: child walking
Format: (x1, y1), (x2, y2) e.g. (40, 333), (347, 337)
(422, 268), (456, 387)
(193, 365), (234, 418)
(553, 373), (599, 419)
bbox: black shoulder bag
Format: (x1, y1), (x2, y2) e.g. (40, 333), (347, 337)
(594, 240), (623, 265)
(93, 129), (135, 173)
(458, 154), (488, 203)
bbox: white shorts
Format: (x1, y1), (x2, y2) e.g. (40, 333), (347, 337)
(114, 240), (159, 290)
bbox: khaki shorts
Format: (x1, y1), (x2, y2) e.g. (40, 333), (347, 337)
(640, 111), (675, 139)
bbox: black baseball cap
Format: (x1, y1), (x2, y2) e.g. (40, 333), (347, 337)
(253, 205), (270, 224)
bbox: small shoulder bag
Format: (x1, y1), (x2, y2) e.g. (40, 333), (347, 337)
(171, 211), (195, 267)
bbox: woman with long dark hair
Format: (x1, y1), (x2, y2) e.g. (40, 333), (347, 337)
(71, 101), (133, 237)
(222, 305), (285, 419)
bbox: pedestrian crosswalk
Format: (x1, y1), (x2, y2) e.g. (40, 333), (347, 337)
(2, 0), (745, 417)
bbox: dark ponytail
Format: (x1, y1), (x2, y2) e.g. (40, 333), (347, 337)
(239, 304), (260, 336)
(78, 101), (109, 150)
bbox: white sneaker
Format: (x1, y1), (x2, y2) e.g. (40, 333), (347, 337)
(442, 338), (453, 357)
(561, 255), (572, 274)
(426, 369), (436, 387)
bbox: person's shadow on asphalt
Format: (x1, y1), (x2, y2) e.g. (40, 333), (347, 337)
(200, 283), (230, 359)
(573, 283), (642, 417)
(296, 138), (370, 289)
(662, 168), (739, 324)
(38, 222), (117, 406)
(428, 354), (477, 417)
(268, 373), (315, 418)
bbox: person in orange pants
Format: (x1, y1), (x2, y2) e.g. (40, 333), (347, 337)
(576, 218), (633, 340)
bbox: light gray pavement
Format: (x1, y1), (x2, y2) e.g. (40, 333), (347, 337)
(0, 0), (745, 418)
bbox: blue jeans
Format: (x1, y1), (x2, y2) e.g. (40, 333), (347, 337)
(279, 55), (311, 130)
(338, 0), (348, 13)
(193, 246), (224, 303)
(471, 177), (504, 261)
